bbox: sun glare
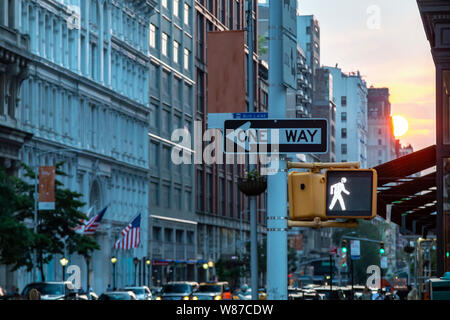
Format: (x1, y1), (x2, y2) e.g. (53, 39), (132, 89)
(392, 115), (409, 137)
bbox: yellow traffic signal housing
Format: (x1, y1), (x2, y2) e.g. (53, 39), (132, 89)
(288, 171), (327, 221)
(288, 167), (377, 221)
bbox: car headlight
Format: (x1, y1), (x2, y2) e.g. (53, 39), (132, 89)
(214, 295), (222, 300)
(183, 296), (190, 300)
(155, 296), (162, 300)
(192, 296), (199, 300)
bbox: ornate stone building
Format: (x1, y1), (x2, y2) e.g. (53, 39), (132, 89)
(5, 0), (156, 293)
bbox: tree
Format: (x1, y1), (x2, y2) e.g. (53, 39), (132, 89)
(215, 257), (243, 289)
(258, 35), (268, 56)
(0, 168), (35, 271)
(14, 162), (100, 281)
(332, 220), (383, 285)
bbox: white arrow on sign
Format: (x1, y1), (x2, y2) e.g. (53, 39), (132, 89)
(226, 121), (252, 151)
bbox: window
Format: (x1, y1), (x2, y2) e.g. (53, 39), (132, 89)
(341, 144), (347, 155)
(150, 141), (159, 166)
(153, 227), (162, 241)
(150, 182), (159, 206)
(162, 33), (168, 56)
(164, 228), (173, 242)
(162, 185), (170, 208)
(176, 230), (183, 243)
(378, 139), (382, 145)
(341, 96), (347, 107)
(184, 3), (190, 25)
(187, 231), (194, 244)
(173, 41), (179, 63)
(173, 0), (179, 17)
(185, 190), (192, 211)
(341, 112), (347, 122)
(341, 128), (347, 139)
(306, 26), (311, 34)
(174, 188), (182, 209)
(378, 128), (382, 135)
(149, 24), (156, 48)
(184, 48), (190, 70)
(162, 0), (168, 8)
(378, 150), (382, 157)
(162, 145), (171, 168)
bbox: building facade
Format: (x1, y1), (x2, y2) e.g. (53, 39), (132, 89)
(312, 67), (336, 163)
(297, 15), (320, 84)
(147, 0), (197, 285)
(325, 66), (368, 168)
(9, 0), (155, 293)
(195, 0), (267, 285)
(0, 0), (32, 290)
(367, 87), (396, 167)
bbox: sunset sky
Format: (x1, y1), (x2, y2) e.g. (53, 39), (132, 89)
(297, 0), (436, 152)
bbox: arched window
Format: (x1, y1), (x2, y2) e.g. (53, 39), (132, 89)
(89, 180), (102, 213)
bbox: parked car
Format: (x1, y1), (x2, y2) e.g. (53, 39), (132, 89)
(192, 282), (229, 300)
(98, 291), (137, 300)
(21, 282), (75, 300)
(155, 281), (198, 300)
(124, 286), (152, 300)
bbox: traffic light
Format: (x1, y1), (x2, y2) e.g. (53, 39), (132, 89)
(380, 241), (385, 254)
(340, 240), (348, 268)
(446, 251), (449, 259)
(288, 168), (377, 221)
(341, 239), (348, 254)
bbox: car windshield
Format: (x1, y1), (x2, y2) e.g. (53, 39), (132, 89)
(162, 284), (191, 294)
(126, 288), (145, 295)
(24, 283), (65, 296)
(100, 293), (131, 300)
(197, 285), (221, 293)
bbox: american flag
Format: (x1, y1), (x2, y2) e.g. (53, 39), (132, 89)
(83, 206), (108, 235)
(74, 206), (94, 235)
(114, 214), (141, 250)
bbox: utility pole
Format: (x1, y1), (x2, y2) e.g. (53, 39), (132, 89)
(267, 0), (288, 300)
(246, 0), (258, 301)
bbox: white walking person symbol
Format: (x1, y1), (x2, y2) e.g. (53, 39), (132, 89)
(329, 177), (350, 210)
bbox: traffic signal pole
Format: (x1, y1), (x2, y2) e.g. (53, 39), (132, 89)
(267, 0), (288, 300)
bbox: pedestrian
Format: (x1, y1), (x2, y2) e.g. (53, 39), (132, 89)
(361, 286), (372, 300)
(27, 288), (41, 300)
(392, 290), (400, 300)
(0, 286), (5, 297)
(372, 288), (384, 300)
(222, 286), (232, 300)
(407, 286), (419, 300)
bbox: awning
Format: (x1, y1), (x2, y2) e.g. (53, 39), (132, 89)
(373, 145), (436, 236)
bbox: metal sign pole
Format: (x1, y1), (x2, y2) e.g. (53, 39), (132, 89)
(267, 0), (288, 300)
(247, 0), (258, 301)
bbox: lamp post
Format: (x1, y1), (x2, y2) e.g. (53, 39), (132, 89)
(208, 260), (214, 282)
(203, 263), (209, 281)
(60, 257), (69, 281)
(32, 147), (77, 282)
(146, 259), (151, 287)
(111, 256), (117, 289)
(133, 257), (139, 286)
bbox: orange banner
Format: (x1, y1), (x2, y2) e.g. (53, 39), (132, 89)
(207, 30), (246, 113)
(39, 166), (55, 210)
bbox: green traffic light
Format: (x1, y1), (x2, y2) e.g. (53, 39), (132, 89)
(380, 248), (385, 254)
(446, 252), (449, 258)
(342, 247), (347, 253)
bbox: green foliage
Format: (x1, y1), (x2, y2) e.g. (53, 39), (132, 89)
(244, 169), (261, 181)
(0, 169), (34, 271)
(0, 163), (100, 280)
(332, 220), (383, 285)
(258, 35), (268, 56)
(215, 258), (243, 288)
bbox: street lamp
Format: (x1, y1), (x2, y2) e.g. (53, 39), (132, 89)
(133, 257), (139, 286)
(60, 257), (69, 281)
(111, 256), (117, 289)
(146, 259), (151, 287)
(32, 147), (77, 282)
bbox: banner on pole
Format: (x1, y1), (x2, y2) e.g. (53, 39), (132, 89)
(39, 166), (56, 210)
(207, 30), (245, 113)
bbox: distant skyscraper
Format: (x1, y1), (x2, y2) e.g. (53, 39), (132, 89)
(367, 87), (397, 167)
(297, 15), (320, 78)
(325, 66), (368, 168)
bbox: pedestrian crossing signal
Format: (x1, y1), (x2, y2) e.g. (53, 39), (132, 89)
(325, 169), (377, 219)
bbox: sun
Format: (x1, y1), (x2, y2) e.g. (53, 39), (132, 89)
(392, 115), (409, 137)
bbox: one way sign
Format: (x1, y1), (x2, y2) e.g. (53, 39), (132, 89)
(223, 118), (328, 154)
